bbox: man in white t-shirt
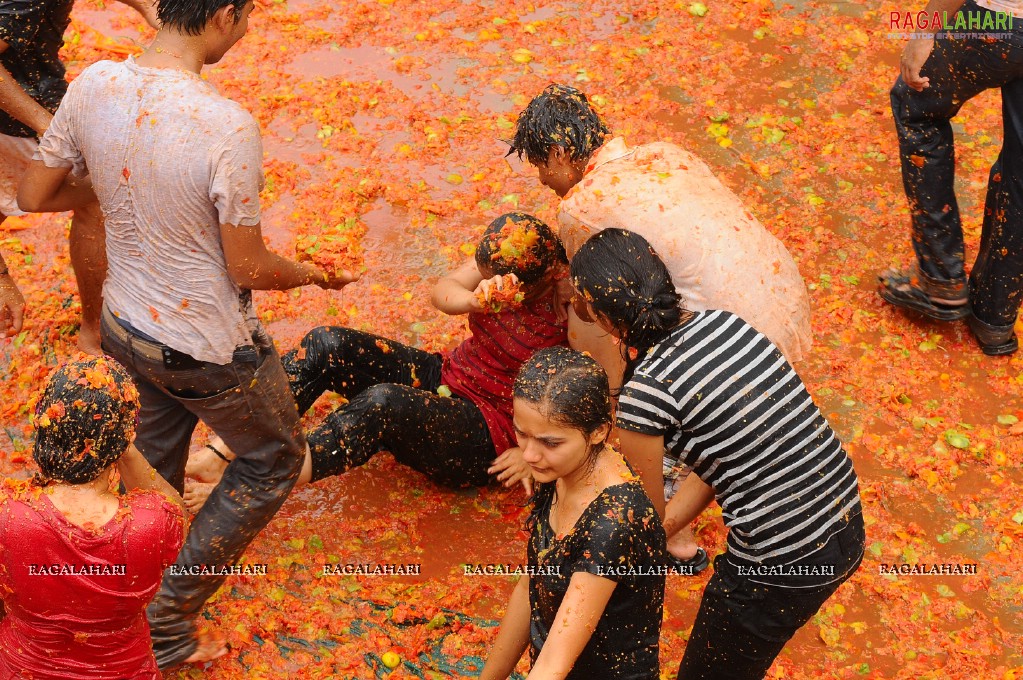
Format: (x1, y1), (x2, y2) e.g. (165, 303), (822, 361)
(883, 0), (1023, 355)
(19, 0), (356, 670)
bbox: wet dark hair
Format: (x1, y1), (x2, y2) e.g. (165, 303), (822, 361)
(515, 346), (612, 530)
(32, 357), (140, 485)
(570, 229), (689, 387)
(158, 0), (247, 35)
(475, 212), (567, 285)
(509, 84), (611, 166)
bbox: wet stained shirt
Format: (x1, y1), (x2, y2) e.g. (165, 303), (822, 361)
(558, 137), (813, 364)
(528, 481), (667, 680)
(0, 0), (73, 138)
(616, 310), (862, 581)
(35, 58), (265, 364)
(0, 489), (184, 679)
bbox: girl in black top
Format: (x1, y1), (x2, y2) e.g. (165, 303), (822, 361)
(569, 229), (865, 680)
(481, 346), (667, 680)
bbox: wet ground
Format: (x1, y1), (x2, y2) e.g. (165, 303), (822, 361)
(2, 0), (1022, 678)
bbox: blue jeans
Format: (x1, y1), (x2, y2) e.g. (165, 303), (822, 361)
(100, 308), (305, 669)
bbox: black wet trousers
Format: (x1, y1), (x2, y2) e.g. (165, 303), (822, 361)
(890, 2), (1023, 326)
(282, 327), (495, 488)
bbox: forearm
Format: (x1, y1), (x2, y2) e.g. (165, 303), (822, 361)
(481, 578), (532, 680)
(235, 250), (325, 291)
(117, 444), (185, 512)
(0, 63), (52, 135)
(431, 278), (476, 314)
(662, 473), (716, 538)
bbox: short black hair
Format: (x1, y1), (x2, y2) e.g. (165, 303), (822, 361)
(475, 212), (567, 285)
(157, 0), (247, 35)
(510, 84), (610, 166)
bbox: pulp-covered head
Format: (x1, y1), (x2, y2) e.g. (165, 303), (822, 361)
(510, 84), (610, 166)
(32, 357), (140, 485)
(475, 212), (566, 286)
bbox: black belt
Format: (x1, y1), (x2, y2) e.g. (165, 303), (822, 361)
(101, 306), (256, 370)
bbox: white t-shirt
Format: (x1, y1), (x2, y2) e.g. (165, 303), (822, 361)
(559, 138), (813, 364)
(36, 58), (263, 364)
(975, 0), (1021, 16)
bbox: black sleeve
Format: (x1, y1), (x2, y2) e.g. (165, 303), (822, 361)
(570, 488), (662, 583)
(0, 0), (52, 47)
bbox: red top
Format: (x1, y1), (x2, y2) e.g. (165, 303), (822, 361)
(441, 289), (567, 454)
(0, 485), (184, 680)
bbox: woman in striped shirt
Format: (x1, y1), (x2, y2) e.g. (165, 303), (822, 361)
(569, 228), (864, 680)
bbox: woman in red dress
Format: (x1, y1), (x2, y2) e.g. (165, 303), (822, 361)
(0, 356), (188, 679)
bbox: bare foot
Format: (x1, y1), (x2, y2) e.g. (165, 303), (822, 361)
(185, 442), (230, 484)
(183, 480), (216, 515)
(78, 323), (102, 356)
(183, 630), (228, 665)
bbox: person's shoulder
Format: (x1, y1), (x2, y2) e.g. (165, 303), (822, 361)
(123, 489), (183, 520)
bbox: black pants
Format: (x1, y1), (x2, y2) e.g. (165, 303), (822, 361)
(677, 512), (865, 680)
(891, 2), (1023, 326)
(283, 327), (495, 487)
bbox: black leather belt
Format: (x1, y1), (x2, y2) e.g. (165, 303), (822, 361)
(101, 306), (256, 370)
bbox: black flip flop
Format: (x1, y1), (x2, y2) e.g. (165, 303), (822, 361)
(877, 273), (970, 321)
(668, 547), (709, 576)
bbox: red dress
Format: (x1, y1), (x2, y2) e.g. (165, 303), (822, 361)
(0, 485), (184, 679)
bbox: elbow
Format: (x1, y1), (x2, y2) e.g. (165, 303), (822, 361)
(225, 263), (258, 290)
(16, 188), (44, 213)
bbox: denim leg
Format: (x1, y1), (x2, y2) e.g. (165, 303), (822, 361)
(971, 75), (1023, 325)
(282, 326), (442, 414)
(890, 13), (1021, 286)
(307, 383), (493, 488)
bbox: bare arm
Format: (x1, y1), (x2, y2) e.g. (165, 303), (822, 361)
(480, 576), (532, 680)
(661, 472), (716, 540)
(17, 160), (96, 213)
(526, 572), (617, 679)
(0, 38), (53, 135)
(115, 0), (160, 29)
(614, 428), (666, 518)
(900, 0), (967, 91)
(117, 444), (186, 538)
(431, 259), (485, 314)
(220, 222), (358, 291)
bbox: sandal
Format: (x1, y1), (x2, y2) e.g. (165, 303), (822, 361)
(668, 547), (709, 576)
(877, 270), (970, 321)
(967, 315), (1018, 356)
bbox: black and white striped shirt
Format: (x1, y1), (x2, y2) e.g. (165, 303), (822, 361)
(616, 310), (861, 571)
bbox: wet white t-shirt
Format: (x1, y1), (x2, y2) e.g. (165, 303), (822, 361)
(36, 58), (263, 364)
(975, 0), (1021, 16)
(559, 138), (813, 364)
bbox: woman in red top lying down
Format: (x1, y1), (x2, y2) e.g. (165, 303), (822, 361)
(186, 212), (568, 500)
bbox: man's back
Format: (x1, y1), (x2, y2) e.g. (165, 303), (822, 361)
(37, 58), (264, 363)
(559, 137), (813, 363)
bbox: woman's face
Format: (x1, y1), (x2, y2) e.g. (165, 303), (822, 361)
(513, 399), (607, 484)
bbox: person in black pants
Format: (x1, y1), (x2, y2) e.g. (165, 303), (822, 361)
(880, 0), (1023, 355)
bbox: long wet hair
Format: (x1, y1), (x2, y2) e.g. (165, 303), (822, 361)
(514, 346), (612, 530)
(570, 229), (689, 388)
(475, 212), (567, 285)
(32, 357), (140, 486)
(509, 84), (611, 166)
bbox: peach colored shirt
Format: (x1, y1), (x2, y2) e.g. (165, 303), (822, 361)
(559, 137), (812, 363)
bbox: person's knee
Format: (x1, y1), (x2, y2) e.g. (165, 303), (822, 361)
(362, 383), (404, 412)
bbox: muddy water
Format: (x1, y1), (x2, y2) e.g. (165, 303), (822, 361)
(4, 0), (1019, 677)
